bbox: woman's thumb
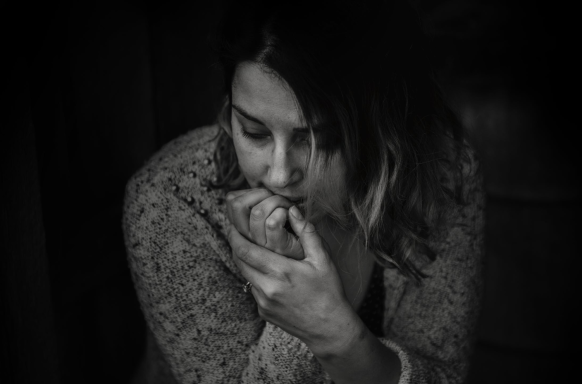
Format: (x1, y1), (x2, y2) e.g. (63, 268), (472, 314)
(288, 205), (324, 258)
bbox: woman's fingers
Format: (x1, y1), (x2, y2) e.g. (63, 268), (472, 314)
(265, 208), (305, 260)
(224, 189), (250, 223)
(226, 188), (272, 239)
(226, 189), (304, 261)
(249, 195), (294, 246)
(228, 224), (288, 275)
(288, 205), (328, 263)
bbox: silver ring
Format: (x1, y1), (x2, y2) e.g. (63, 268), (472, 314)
(242, 281), (253, 293)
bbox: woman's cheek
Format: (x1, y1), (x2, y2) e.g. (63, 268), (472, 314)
(233, 139), (265, 187)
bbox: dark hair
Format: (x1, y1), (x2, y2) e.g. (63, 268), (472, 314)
(211, 0), (465, 282)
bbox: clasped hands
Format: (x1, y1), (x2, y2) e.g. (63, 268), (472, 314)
(225, 188), (352, 350)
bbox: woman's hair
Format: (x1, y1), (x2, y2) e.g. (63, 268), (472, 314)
(210, 0), (465, 282)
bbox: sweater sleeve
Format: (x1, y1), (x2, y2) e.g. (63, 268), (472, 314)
(122, 127), (265, 384)
(379, 146), (485, 384)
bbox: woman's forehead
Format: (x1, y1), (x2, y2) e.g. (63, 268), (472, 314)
(232, 62), (304, 129)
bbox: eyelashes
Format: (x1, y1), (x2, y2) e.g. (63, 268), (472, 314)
(241, 127), (311, 145)
(241, 129), (269, 141)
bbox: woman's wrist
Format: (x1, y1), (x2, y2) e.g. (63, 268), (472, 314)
(305, 303), (402, 384)
(304, 301), (366, 360)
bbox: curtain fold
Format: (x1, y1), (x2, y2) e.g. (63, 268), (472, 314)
(1, 56), (61, 384)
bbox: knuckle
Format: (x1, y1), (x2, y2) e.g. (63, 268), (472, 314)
(262, 284), (280, 300)
(272, 207), (287, 217)
(255, 294), (267, 308)
(265, 217), (279, 230)
(250, 206), (264, 220)
(226, 192), (236, 203)
(234, 244), (251, 259)
(231, 198), (244, 211)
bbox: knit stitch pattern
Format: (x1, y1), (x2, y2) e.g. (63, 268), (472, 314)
(123, 124), (485, 384)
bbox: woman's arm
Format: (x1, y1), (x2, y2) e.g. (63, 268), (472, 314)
(374, 147), (486, 384)
(307, 307), (402, 384)
(122, 127), (266, 384)
(227, 203), (403, 383)
(227, 146), (484, 384)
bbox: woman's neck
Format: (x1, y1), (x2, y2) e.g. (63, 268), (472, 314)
(316, 218), (376, 311)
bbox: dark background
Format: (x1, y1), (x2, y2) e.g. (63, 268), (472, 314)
(1, 0), (580, 383)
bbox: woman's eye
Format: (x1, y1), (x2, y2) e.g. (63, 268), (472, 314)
(240, 126), (310, 145)
(241, 129), (270, 141)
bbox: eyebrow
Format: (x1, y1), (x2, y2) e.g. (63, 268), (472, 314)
(232, 103), (312, 133)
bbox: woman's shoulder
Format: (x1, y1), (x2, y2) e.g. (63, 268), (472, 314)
(439, 137), (483, 204)
(459, 140), (482, 183)
(122, 124), (242, 291)
(123, 124), (228, 228)
(456, 140), (484, 209)
(425, 139), (485, 266)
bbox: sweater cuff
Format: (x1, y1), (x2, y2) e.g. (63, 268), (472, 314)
(378, 338), (412, 384)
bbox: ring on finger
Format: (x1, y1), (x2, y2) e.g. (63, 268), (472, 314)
(242, 281), (253, 293)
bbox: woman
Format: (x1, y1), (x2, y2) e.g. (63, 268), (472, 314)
(123, 0), (484, 383)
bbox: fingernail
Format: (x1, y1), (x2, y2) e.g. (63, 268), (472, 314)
(290, 205), (303, 220)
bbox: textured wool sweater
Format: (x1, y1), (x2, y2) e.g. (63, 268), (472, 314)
(123, 124), (485, 384)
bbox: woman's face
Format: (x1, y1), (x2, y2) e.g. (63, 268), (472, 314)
(230, 62), (309, 202)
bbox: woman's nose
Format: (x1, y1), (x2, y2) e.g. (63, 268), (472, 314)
(267, 143), (300, 189)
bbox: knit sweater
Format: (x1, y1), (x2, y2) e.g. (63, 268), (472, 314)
(122, 124), (485, 384)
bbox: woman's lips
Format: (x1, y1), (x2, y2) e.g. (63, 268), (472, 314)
(261, 187), (304, 204)
(265, 189), (303, 202)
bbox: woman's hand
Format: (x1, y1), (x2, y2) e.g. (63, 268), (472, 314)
(226, 188), (304, 260)
(226, 189), (356, 351)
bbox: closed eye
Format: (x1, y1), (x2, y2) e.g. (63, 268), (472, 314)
(241, 128), (270, 141)
(241, 128), (310, 145)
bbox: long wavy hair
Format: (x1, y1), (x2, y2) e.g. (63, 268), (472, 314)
(210, 0), (465, 282)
